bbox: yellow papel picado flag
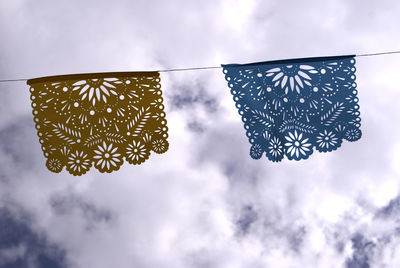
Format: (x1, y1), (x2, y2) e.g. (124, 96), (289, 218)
(28, 72), (169, 175)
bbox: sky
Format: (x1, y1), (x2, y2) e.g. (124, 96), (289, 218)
(1, 0), (400, 267)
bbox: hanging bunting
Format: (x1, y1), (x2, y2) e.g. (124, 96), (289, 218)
(222, 55), (361, 161)
(27, 72), (169, 175)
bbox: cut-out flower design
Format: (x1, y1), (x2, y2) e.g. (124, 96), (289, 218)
(46, 157), (63, 173)
(30, 73), (168, 175)
(126, 140), (150, 165)
(93, 142), (123, 172)
(344, 127), (361, 142)
(152, 139), (169, 154)
(267, 137), (283, 162)
(266, 65), (317, 94)
(72, 78), (119, 105)
(66, 150), (92, 175)
(316, 130), (341, 152)
(250, 143), (264, 159)
(284, 130), (313, 160)
(223, 57), (361, 162)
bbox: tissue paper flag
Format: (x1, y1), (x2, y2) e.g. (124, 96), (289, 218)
(222, 56), (361, 161)
(28, 72), (168, 175)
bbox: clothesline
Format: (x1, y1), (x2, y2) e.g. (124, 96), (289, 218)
(1, 50), (399, 83)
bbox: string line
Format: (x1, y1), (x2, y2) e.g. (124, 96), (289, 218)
(1, 50), (400, 83)
(157, 66), (221, 72)
(356, 51), (400, 57)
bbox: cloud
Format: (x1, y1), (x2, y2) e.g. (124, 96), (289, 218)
(0, 207), (68, 268)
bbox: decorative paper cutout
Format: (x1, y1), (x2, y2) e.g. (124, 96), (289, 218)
(27, 72), (168, 175)
(222, 56), (361, 161)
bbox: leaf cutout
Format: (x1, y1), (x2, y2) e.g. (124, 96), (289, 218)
(83, 134), (102, 147)
(279, 119), (317, 134)
(321, 102), (345, 126)
(52, 123), (81, 144)
(127, 107), (151, 136)
(251, 110), (275, 128)
(105, 133), (127, 144)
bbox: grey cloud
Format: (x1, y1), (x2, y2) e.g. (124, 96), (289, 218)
(168, 83), (218, 112)
(50, 193), (113, 230)
(0, 207), (68, 268)
(0, 244), (26, 267)
(186, 120), (206, 134)
(345, 233), (375, 268)
(376, 195), (400, 219)
(0, 116), (41, 181)
(236, 205), (258, 235)
(166, 78), (219, 133)
(288, 226), (307, 253)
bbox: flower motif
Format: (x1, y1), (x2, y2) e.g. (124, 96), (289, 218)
(46, 157), (63, 173)
(250, 143), (264, 159)
(66, 150), (92, 175)
(141, 131), (153, 144)
(60, 146), (70, 157)
(284, 130), (313, 160)
(266, 65), (317, 94)
(334, 124), (346, 136)
(72, 78), (119, 105)
(152, 139), (169, 154)
(267, 137), (284, 162)
(344, 127), (362, 142)
(316, 130), (342, 152)
(126, 140), (150, 165)
(93, 142), (123, 172)
(150, 97), (164, 108)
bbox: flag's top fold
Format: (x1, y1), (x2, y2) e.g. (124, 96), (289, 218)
(28, 71), (168, 175)
(27, 71), (158, 85)
(222, 55), (355, 67)
(222, 55), (361, 161)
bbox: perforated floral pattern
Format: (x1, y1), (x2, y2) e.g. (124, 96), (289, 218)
(28, 72), (168, 175)
(222, 56), (361, 161)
